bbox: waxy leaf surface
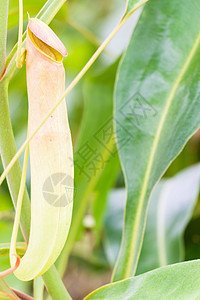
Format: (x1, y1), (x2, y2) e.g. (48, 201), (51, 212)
(113, 0), (200, 280)
(86, 260), (200, 300)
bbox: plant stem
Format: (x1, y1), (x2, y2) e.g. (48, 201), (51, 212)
(42, 265), (72, 300)
(36, 0), (66, 24)
(10, 142), (29, 260)
(63, 18), (114, 58)
(16, 0), (23, 68)
(0, 80), (31, 241)
(0, 0), (30, 241)
(0, 0), (9, 78)
(33, 277), (44, 300)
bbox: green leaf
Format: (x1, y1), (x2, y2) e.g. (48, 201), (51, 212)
(104, 164), (200, 272)
(0, 291), (18, 300)
(112, 0), (200, 280)
(85, 260), (200, 300)
(0, 279), (20, 300)
(138, 164), (200, 273)
(124, 0), (148, 18)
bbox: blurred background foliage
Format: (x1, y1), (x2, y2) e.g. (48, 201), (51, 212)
(0, 0), (200, 299)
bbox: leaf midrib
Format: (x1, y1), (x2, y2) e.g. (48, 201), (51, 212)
(126, 30), (200, 277)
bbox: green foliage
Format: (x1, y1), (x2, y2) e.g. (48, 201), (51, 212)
(0, 291), (19, 300)
(137, 165), (200, 274)
(85, 260), (200, 300)
(0, 279), (20, 299)
(112, 0), (200, 281)
(124, 0), (148, 17)
(103, 165), (200, 275)
(0, 0), (9, 77)
(1, 0), (200, 298)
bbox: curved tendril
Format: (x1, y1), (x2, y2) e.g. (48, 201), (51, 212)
(0, 254), (20, 278)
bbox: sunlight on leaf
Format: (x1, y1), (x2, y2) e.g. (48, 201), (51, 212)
(112, 0), (200, 281)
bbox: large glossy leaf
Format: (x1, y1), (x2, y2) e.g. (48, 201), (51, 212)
(103, 164), (200, 272)
(85, 260), (200, 300)
(112, 0), (200, 281)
